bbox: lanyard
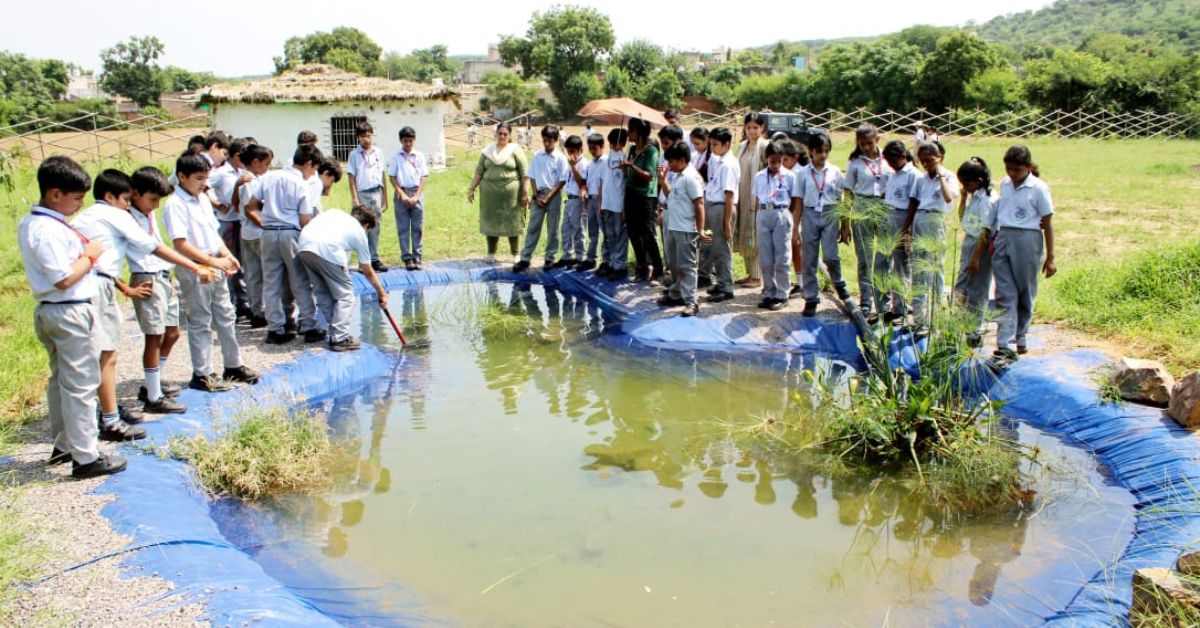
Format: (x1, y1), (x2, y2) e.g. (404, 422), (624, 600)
(862, 155), (883, 177)
(32, 210), (90, 243)
(137, 211), (155, 237)
(809, 167), (827, 199)
(768, 170), (789, 204)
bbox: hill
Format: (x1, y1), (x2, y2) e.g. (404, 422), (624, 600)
(977, 0), (1200, 52)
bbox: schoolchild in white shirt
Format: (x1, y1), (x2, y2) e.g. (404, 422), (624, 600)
(657, 144), (709, 316)
(753, 141), (800, 310)
(780, 139), (810, 297)
(655, 125), (689, 275)
(165, 154), (259, 392)
(595, 128), (629, 280)
(294, 130), (325, 212)
(297, 207), (388, 352)
(235, 144), (273, 328)
(558, 134), (589, 269)
(582, 134), (606, 270)
(795, 132), (850, 316)
(903, 141), (960, 329)
(515, 125), (569, 272)
(954, 157), (996, 347)
(843, 123), (894, 320)
(699, 127), (740, 302)
(879, 140), (921, 323)
(20, 157), (123, 477)
(689, 127), (711, 183)
(209, 137), (253, 318)
(347, 121), (388, 271)
(388, 126), (430, 271)
(987, 146), (1056, 361)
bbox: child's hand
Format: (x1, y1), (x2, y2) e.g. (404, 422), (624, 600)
(84, 240), (105, 259)
(699, 232), (713, 245)
(238, 173), (253, 185)
(125, 280), (153, 300)
(1042, 256), (1057, 278)
(378, 292), (389, 310)
(467, 189), (476, 203)
(723, 222), (734, 241)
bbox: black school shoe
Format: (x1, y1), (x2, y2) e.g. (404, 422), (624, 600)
(512, 260), (531, 273)
(144, 396), (187, 414)
(266, 331), (295, 344)
(284, 319), (298, 334)
(119, 404), (145, 424)
(757, 298), (774, 309)
(73, 453), (127, 479)
(993, 347), (1019, 361)
(372, 260), (389, 273)
(882, 311), (903, 325)
(657, 295), (685, 307)
(697, 277), (713, 288)
(189, 373), (232, 393)
(223, 365), (260, 384)
(99, 419), (147, 442)
(966, 332), (983, 348)
(577, 260), (598, 272)
(789, 284), (802, 297)
(802, 301), (819, 317)
(48, 448), (71, 465)
(1017, 344), (1028, 355)
(681, 303), (700, 317)
(835, 285), (852, 301)
(707, 291), (734, 304)
(137, 383), (181, 402)
(767, 299), (787, 312)
(249, 315), (268, 329)
(329, 337), (362, 352)
(405, 260), (416, 271)
(303, 329), (327, 344)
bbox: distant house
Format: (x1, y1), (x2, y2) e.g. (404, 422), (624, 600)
(460, 43), (521, 84)
(202, 64), (460, 167)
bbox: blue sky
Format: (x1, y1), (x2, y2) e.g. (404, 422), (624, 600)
(1, 0), (1055, 77)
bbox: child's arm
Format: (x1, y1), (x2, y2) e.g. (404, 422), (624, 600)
(1041, 215), (1056, 277)
(348, 173), (360, 207)
(901, 197), (919, 251)
(415, 175), (427, 202)
(172, 238), (235, 274)
(693, 195), (710, 243)
(53, 240), (105, 290)
(244, 198), (264, 227)
(967, 228), (989, 274)
(152, 244), (212, 281)
(937, 167), (954, 203)
(957, 190), (968, 221)
(722, 191), (734, 240)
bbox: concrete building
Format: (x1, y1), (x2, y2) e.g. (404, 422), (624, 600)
(202, 64), (460, 168)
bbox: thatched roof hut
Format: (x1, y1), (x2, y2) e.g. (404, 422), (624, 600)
(202, 64), (459, 105)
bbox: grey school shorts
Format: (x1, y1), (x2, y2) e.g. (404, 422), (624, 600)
(130, 271), (180, 336)
(94, 279), (122, 352)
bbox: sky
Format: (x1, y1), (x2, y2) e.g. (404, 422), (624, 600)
(1, 0), (1056, 77)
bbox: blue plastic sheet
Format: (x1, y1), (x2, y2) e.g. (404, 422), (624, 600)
(76, 262), (1198, 625)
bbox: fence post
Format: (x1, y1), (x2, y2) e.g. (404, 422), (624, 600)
(93, 114), (103, 163)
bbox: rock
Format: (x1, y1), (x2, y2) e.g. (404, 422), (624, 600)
(1116, 357), (1175, 407)
(1130, 567), (1200, 626)
(1177, 550), (1200, 577)
(1168, 372), (1200, 429)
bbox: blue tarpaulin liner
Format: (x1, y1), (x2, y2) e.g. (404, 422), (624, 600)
(46, 261), (1198, 626)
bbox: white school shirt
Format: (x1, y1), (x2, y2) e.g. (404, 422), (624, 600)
(298, 209), (371, 269)
(795, 163), (845, 211)
(127, 209), (172, 273)
(600, 151), (626, 212)
(253, 167), (315, 229)
(238, 174), (263, 241)
(961, 189), (996, 239)
(19, 206), (98, 302)
(527, 150), (569, 192)
(387, 148), (430, 189)
(704, 152), (740, 204)
(691, 150), (710, 182)
(990, 174), (1054, 231)
(844, 154), (893, 198)
(72, 202), (159, 279)
(753, 168), (798, 209)
(347, 145), (386, 191)
(665, 166), (705, 233)
(208, 163), (242, 221)
(565, 157), (588, 197)
(163, 187), (223, 255)
(884, 163), (920, 210)
(585, 155), (605, 196)
(914, 169), (960, 212)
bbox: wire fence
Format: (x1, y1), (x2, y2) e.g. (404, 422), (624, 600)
(680, 107), (1199, 139)
(443, 109), (544, 166)
(0, 110), (213, 166)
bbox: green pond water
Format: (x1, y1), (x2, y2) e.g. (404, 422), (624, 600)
(242, 282), (1134, 627)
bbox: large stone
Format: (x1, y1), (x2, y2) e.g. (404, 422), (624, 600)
(1177, 550), (1200, 577)
(1130, 567), (1200, 626)
(1116, 357), (1175, 407)
(1168, 372), (1200, 429)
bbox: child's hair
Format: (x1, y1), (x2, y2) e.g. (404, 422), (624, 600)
(689, 126), (708, 141)
(744, 111), (768, 127)
(956, 157), (992, 194)
(1003, 145), (1041, 177)
(398, 126), (416, 140)
(355, 121), (374, 137)
(205, 131), (230, 151)
(292, 143), (324, 168)
(586, 133), (605, 147)
(176, 153), (211, 178)
(658, 124), (684, 144)
(131, 166), (171, 196)
(780, 139), (811, 166)
(240, 143), (273, 164)
(806, 131), (831, 153)
(93, 168), (132, 201)
(848, 122), (881, 160)
(664, 143), (690, 163)
(38, 156), (91, 196)
(296, 130), (318, 146)
(882, 139), (913, 164)
(627, 118), (651, 139)
(916, 141), (942, 159)
(186, 135), (206, 154)
(607, 127), (628, 146)
(541, 125), (560, 140)
(664, 108), (680, 120)
(351, 205), (378, 230)
(764, 140), (787, 159)
(318, 158), (343, 182)
(709, 127), (733, 145)
(563, 134), (583, 151)
(229, 137), (251, 160)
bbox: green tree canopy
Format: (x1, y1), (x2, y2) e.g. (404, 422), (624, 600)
(561, 72), (603, 115)
(161, 66), (213, 93)
(963, 67), (1026, 113)
(483, 71), (539, 114)
(99, 36), (165, 106)
(1022, 49), (1109, 111)
(274, 27), (382, 76)
(916, 31), (1002, 110)
(498, 6), (615, 117)
(611, 40), (665, 85)
(603, 65), (633, 98)
(635, 69), (682, 110)
(889, 25), (954, 55)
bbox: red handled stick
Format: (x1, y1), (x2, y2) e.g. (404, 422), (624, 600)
(381, 304), (410, 348)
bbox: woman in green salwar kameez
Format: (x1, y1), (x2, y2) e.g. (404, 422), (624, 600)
(468, 123), (529, 261)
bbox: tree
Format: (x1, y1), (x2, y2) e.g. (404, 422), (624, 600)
(483, 72), (539, 114)
(38, 59), (69, 100)
(734, 49), (766, 66)
(273, 27), (382, 76)
(561, 72), (603, 115)
(1022, 49), (1109, 111)
(963, 67), (1026, 113)
(603, 65), (633, 98)
(889, 25), (953, 55)
(636, 69), (682, 110)
(498, 6), (615, 117)
(611, 40), (665, 85)
(162, 66), (214, 92)
(916, 31), (1002, 110)
(99, 36), (165, 106)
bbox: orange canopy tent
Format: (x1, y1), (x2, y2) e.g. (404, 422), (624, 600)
(576, 98), (669, 128)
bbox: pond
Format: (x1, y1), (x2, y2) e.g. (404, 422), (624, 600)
(216, 282), (1135, 627)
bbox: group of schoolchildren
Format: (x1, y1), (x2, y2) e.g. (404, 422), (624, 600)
(18, 123), (419, 478)
(512, 112), (1056, 359)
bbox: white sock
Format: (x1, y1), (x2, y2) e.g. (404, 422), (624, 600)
(159, 356), (168, 368)
(145, 367), (162, 403)
(100, 411), (120, 428)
